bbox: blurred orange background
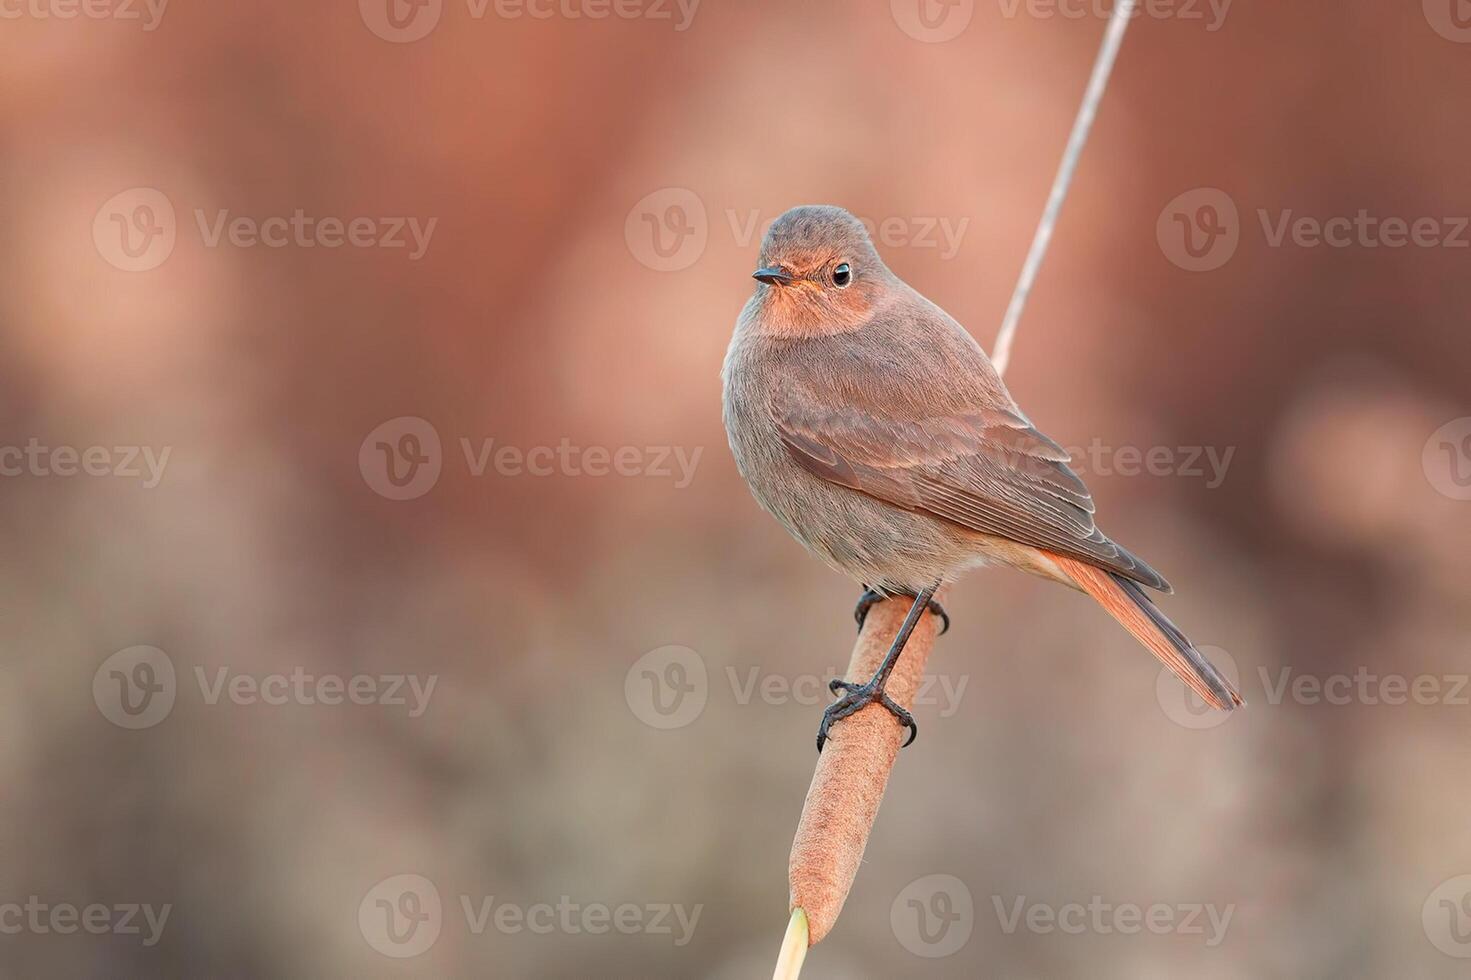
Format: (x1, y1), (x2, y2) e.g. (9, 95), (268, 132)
(3, 1), (1471, 976)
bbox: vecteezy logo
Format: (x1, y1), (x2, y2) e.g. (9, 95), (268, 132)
(359, 0), (443, 42)
(1156, 188), (1240, 272)
(624, 645), (707, 729)
(359, 416), (443, 500)
(890, 0), (973, 42)
(891, 874), (974, 958)
(93, 188), (177, 272)
(359, 874), (442, 958)
(93, 646), (177, 729)
(1156, 645), (1240, 730)
(1424, 0), (1471, 42)
(624, 188), (708, 272)
(1424, 875), (1471, 957)
(1423, 418), (1471, 500)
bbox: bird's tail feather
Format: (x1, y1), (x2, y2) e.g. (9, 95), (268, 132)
(1048, 552), (1243, 710)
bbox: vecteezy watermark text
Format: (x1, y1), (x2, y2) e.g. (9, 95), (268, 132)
(459, 437), (699, 487)
(992, 895), (1234, 947)
(1158, 187), (1471, 271)
(724, 209), (969, 259)
(1259, 666), (1470, 707)
(358, 875), (700, 958)
(0, 897), (170, 947)
(1157, 648), (1471, 731)
(725, 665), (966, 717)
(358, 417), (702, 500)
(624, 645), (969, 731)
(461, 895), (700, 946)
(0, 0), (168, 29)
(1063, 439), (1234, 488)
(93, 188), (437, 272)
(996, 0), (1231, 31)
(194, 210), (436, 260)
(0, 440), (170, 487)
(93, 646), (437, 729)
(890, 878), (1234, 957)
(358, 0), (700, 43)
(194, 667), (436, 716)
(624, 188), (972, 272)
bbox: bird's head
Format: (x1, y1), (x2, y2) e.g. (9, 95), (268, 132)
(749, 205), (893, 336)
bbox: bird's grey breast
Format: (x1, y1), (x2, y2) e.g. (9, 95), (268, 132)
(722, 315), (794, 501)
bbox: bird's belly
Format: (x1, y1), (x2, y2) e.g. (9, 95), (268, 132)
(742, 451), (981, 591)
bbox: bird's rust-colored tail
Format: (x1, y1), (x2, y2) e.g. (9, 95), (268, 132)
(1048, 552), (1244, 710)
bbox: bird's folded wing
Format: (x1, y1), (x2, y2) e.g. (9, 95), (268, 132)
(775, 390), (1171, 592)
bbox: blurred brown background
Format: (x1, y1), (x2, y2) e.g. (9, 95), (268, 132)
(2, 1), (1470, 976)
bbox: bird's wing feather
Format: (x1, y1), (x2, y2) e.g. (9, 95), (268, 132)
(772, 328), (1171, 591)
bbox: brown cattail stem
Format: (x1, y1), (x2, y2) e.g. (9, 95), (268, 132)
(786, 594), (943, 948)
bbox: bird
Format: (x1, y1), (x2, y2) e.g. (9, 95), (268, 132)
(721, 205), (1243, 751)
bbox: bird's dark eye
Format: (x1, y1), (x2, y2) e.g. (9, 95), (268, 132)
(832, 263), (852, 288)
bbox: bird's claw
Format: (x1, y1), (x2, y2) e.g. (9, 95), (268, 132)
(816, 679), (918, 752)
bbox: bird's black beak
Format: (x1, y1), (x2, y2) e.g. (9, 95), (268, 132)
(752, 266), (795, 286)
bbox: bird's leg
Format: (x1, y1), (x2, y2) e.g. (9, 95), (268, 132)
(854, 587), (949, 635)
(820, 583), (939, 752)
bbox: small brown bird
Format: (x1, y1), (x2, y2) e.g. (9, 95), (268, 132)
(722, 205), (1242, 750)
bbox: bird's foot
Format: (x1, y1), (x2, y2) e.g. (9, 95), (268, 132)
(853, 588), (950, 636)
(816, 677), (917, 752)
